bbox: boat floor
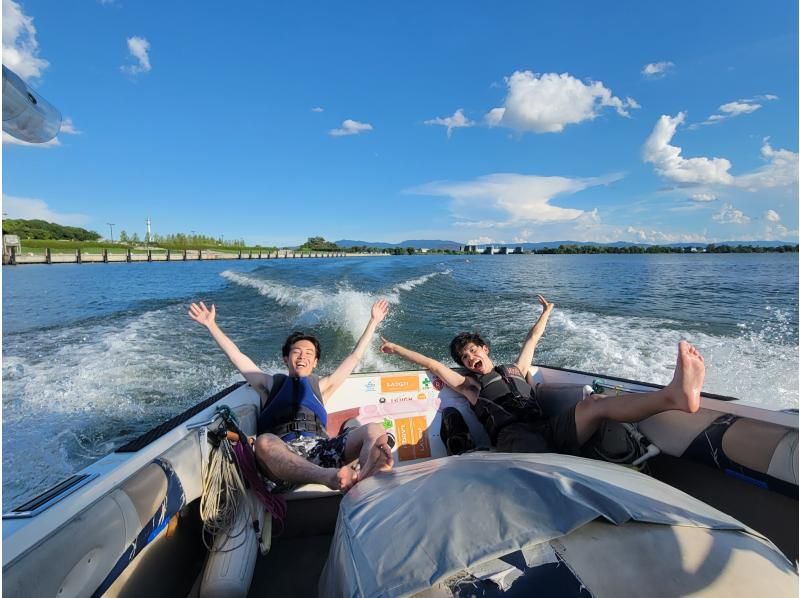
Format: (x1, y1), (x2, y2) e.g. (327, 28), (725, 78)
(649, 454), (798, 562)
(247, 493), (342, 597)
(249, 534), (333, 597)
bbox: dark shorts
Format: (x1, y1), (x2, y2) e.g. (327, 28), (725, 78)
(494, 404), (581, 455)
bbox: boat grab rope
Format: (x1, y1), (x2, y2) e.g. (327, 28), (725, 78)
(199, 406), (286, 552)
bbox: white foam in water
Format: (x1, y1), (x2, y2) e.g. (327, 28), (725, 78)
(4, 267), (451, 508)
(221, 269), (451, 371)
(387, 270), (451, 300)
(2, 307), (242, 508)
(533, 308), (798, 410)
(5, 261), (794, 510)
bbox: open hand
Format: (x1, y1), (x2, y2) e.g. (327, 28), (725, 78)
(371, 299), (390, 324)
(537, 295), (554, 312)
(188, 301), (216, 327)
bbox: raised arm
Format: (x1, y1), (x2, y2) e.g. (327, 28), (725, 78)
(515, 295), (554, 379)
(318, 299), (390, 402)
(380, 337), (480, 405)
(188, 302), (272, 403)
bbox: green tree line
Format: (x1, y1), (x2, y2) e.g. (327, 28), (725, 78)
(2, 219), (101, 241)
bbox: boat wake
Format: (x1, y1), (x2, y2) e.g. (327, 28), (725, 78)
(530, 308), (799, 409)
(220, 269), (452, 371)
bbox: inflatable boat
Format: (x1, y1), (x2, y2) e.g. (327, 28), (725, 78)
(3, 365), (798, 597)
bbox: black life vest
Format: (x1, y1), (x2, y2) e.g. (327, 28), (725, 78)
(471, 364), (543, 442)
(257, 374), (328, 439)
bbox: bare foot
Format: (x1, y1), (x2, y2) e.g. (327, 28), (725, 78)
(358, 433), (394, 482)
(325, 466), (358, 493)
(665, 341), (704, 413)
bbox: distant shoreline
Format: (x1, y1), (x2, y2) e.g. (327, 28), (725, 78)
(4, 246), (798, 266)
(4, 248), (388, 266)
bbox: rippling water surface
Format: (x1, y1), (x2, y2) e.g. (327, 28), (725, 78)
(3, 253), (798, 508)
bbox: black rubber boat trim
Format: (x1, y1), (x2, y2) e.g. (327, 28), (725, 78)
(115, 381), (246, 453)
(532, 363), (738, 402)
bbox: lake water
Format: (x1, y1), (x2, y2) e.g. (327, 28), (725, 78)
(3, 253), (798, 509)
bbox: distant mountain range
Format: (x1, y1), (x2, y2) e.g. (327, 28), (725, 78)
(334, 239), (796, 250)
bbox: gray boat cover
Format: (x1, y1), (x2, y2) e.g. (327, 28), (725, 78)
(319, 452), (769, 598)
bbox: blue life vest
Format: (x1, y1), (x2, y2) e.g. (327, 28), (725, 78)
(257, 374), (327, 439)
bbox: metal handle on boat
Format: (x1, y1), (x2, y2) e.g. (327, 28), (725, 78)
(186, 414), (224, 431)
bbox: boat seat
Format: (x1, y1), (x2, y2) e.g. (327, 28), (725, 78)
(639, 407), (799, 487)
(722, 420), (798, 485)
(3, 461), (175, 598)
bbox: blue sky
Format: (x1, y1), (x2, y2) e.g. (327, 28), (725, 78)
(2, 0), (798, 246)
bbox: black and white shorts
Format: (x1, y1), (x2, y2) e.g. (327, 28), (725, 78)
(265, 429), (352, 493)
(283, 429), (351, 469)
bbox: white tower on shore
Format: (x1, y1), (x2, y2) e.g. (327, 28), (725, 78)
(145, 217), (152, 245)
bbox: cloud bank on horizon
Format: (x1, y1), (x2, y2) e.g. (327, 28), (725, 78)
(2, 0), (797, 247)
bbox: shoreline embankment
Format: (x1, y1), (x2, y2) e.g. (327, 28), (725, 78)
(4, 248), (387, 265)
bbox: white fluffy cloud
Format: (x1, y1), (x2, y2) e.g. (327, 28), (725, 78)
(719, 101), (761, 116)
(764, 210), (781, 222)
(690, 192), (717, 202)
(424, 109), (475, 137)
(624, 226), (708, 244)
(3, 0), (49, 79)
(735, 139), (799, 191)
(311, 106), (324, 113)
(485, 71), (638, 134)
(643, 113), (734, 185)
(712, 203), (750, 225)
(466, 236), (494, 245)
(645, 117), (798, 191)
(696, 96), (777, 127)
(59, 117), (80, 134)
(121, 36), (152, 74)
(2, 195), (90, 225)
(642, 61), (674, 79)
(329, 119), (373, 136)
(410, 172), (621, 225)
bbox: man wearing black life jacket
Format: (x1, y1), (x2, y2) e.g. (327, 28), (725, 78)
(189, 299), (393, 493)
(381, 295), (705, 455)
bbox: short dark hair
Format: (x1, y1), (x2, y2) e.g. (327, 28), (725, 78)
(449, 332), (487, 366)
(282, 332), (321, 361)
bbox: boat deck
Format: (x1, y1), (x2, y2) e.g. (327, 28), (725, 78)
(248, 494), (342, 597)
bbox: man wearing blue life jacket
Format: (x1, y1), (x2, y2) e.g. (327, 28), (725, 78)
(381, 295), (705, 456)
(189, 299), (393, 493)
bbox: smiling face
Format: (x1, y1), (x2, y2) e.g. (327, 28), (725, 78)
(283, 340), (318, 377)
(458, 342), (494, 375)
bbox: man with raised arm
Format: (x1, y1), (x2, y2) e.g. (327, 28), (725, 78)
(189, 299), (393, 492)
(381, 295), (704, 455)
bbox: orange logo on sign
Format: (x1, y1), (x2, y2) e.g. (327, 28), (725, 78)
(380, 375), (419, 393)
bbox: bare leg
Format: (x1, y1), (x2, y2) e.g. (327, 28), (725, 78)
(344, 422), (393, 481)
(254, 434), (357, 492)
(574, 341), (704, 445)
